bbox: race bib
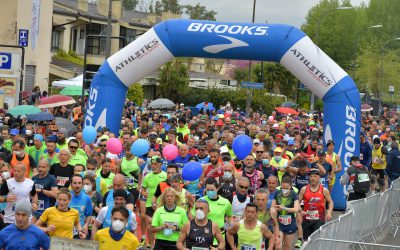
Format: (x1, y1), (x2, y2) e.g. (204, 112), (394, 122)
(306, 210), (319, 220)
(12, 204), (16, 212)
(320, 178), (326, 185)
(124, 176), (135, 185)
(232, 215), (242, 222)
(358, 173), (370, 182)
(360, 153), (363, 160)
(241, 243), (257, 250)
(38, 200), (45, 211)
(56, 176), (69, 186)
(278, 215), (292, 225)
(192, 248), (208, 250)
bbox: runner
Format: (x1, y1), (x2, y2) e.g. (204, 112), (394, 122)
(231, 177), (252, 222)
(49, 149), (74, 189)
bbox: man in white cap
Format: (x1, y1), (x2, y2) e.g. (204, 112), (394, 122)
(0, 200), (50, 250)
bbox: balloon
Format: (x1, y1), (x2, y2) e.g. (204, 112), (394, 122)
(182, 162), (202, 181)
(162, 144), (179, 161)
(82, 126), (97, 144)
(232, 135), (253, 160)
(131, 139), (150, 156)
(106, 138), (122, 154)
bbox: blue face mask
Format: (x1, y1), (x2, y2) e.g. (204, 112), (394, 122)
(206, 190), (217, 199)
(262, 159), (269, 165)
(163, 228), (173, 236)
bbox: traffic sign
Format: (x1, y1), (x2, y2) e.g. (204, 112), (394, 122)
(0, 53), (12, 70)
(241, 82), (264, 89)
(18, 29), (29, 47)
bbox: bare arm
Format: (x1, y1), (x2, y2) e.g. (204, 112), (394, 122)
(213, 222), (226, 250)
(323, 188), (334, 220)
(226, 222), (240, 250)
(176, 222), (190, 250)
(90, 220), (102, 240)
(261, 224), (275, 250)
(315, 162), (327, 175)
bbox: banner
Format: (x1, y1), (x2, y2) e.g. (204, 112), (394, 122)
(0, 76), (17, 109)
(31, 0), (41, 49)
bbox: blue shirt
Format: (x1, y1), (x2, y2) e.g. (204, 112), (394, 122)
(69, 190), (93, 226)
(172, 155), (190, 171)
(360, 141), (372, 167)
(0, 224), (50, 250)
(32, 174), (57, 214)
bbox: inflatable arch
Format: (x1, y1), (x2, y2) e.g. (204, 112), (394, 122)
(85, 19), (360, 210)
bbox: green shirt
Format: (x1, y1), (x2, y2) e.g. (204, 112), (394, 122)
(238, 220), (263, 250)
(191, 195), (232, 228)
(96, 169), (115, 189)
(4, 139), (12, 151)
(42, 153), (59, 166)
(28, 144), (47, 165)
(69, 153), (87, 166)
(121, 157), (140, 189)
(151, 206), (188, 242)
(142, 171), (167, 207)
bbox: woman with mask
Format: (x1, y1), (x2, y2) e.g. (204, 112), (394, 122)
(83, 175), (103, 216)
(151, 187), (188, 250)
(270, 176), (300, 250)
(94, 206), (139, 250)
(177, 199), (225, 250)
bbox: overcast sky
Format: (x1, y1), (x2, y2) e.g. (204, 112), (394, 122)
(178, 0), (367, 27)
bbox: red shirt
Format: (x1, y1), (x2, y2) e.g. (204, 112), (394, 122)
(303, 184), (326, 222)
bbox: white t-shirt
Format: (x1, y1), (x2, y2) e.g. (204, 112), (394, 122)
(4, 178), (34, 223)
(96, 205), (137, 232)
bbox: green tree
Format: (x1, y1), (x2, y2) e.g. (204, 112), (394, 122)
(155, 1), (162, 15)
(122, 0), (138, 10)
(127, 83), (144, 105)
(161, 0), (182, 14)
(149, 1), (154, 13)
(184, 3), (217, 20)
(159, 59), (189, 102)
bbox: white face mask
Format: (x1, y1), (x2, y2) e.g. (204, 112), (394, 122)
(111, 219), (125, 232)
(1, 172), (10, 180)
(83, 185), (92, 193)
(282, 188), (290, 196)
(25, 130), (32, 136)
(196, 209), (205, 220)
(13, 151), (23, 157)
(223, 172), (232, 180)
(274, 155), (282, 161)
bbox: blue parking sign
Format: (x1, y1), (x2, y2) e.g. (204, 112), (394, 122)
(18, 29), (29, 47)
(0, 53), (12, 70)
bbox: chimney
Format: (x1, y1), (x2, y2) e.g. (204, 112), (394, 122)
(112, 0), (121, 20)
(97, 0), (108, 17)
(77, 0), (88, 12)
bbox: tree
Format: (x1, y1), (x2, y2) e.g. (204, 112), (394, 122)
(155, 0), (162, 15)
(122, 0), (138, 10)
(149, 1), (154, 13)
(127, 83), (144, 105)
(161, 0), (182, 14)
(158, 59), (189, 102)
(184, 3), (217, 20)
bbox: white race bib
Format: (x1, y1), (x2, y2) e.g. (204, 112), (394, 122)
(358, 173), (370, 182)
(278, 215), (292, 225)
(306, 210), (319, 220)
(124, 176), (135, 185)
(38, 200), (45, 211)
(241, 244), (257, 250)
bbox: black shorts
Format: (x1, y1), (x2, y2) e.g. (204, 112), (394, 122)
(127, 188), (139, 204)
(302, 220), (325, 240)
(154, 239), (176, 250)
(371, 169), (387, 179)
(348, 192), (367, 201)
(145, 206), (155, 217)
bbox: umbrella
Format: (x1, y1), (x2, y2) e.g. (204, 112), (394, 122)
(361, 103), (373, 112)
(196, 102), (215, 111)
(280, 102), (298, 109)
(275, 107), (299, 116)
(20, 91), (33, 100)
(38, 95), (76, 108)
(7, 105), (41, 116)
(27, 112), (55, 122)
(55, 117), (77, 136)
(148, 99), (175, 109)
(60, 86), (88, 96)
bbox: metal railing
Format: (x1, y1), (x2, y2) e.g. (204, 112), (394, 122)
(302, 179), (400, 249)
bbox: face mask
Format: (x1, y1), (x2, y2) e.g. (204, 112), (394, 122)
(245, 166), (254, 173)
(282, 188), (290, 196)
(86, 170), (96, 176)
(195, 209), (205, 220)
(83, 185), (92, 193)
(163, 227), (173, 236)
(262, 159), (269, 165)
(111, 219), (125, 232)
(1, 172), (10, 180)
(274, 155), (282, 161)
(14, 151), (23, 156)
(25, 130), (32, 136)
(223, 172), (232, 180)
(206, 190), (217, 199)
(121, 120), (125, 125)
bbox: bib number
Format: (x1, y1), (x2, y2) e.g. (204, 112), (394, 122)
(320, 178), (326, 185)
(232, 215), (241, 222)
(360, 153), (363, 160)
(38, 200), (45, 211)
(241, 244), (257, 250)
(306, 210), (319, 220)
(124, 176), (135, 185)
(278, 215), (292, 225)
(56, 176), (69, 187)
(358, 173), (370, 182)
(192, 248), (208, 250)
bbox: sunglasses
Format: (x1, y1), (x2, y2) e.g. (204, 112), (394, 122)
(256, 151), (264, 154)
(99, 144), (106, 147)
(239, 185), (249, 189)
(69, 146), (78, 150)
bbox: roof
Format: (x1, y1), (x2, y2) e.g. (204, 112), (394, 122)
(51, 57), (83, 75)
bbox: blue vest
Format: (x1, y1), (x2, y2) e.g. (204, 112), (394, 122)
(103, 204), (132, 231)
(105, 189), (130, 207)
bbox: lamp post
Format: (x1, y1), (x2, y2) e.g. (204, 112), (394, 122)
(245, 0), (257, 115)
(352, 24), (383, 79)
(310, 6), (352, 112)
(379, 37), (400, 113)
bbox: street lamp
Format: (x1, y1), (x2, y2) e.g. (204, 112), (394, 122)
(310, 6), (353, 112)
(245, 0), (257, 115)
(379, 37), (400, 113)
(352, 24), (383, 79)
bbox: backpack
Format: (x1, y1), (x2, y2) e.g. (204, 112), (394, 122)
(351, 166), (370, 193)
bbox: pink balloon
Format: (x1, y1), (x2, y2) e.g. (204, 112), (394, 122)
(106, 138), (122, 154)
(162, 144), (179, 161)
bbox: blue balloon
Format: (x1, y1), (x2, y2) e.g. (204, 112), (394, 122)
(131, 139), (150, 156)
(82, 126), (97, 144)
(232, 135), (253, 160)
(182, 162), (202, 181)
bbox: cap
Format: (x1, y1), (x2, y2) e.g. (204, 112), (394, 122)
(309, 168), (320, 176)
(253, 139), (260, 145)
(46, 135), (58, 143)
(272, 124), (279, 128)
(326, 140), (334, 146)
(149, 132), (158, 139)
(113, 189), (128, 200)
(180, 103), (184, 106)
(151, 156), (162, 163)
(99, 135), (109, 141)
(15, 200), (32, 216)
(275, 134), (284, 140)
(274, 147), (283, 153)
(317, 150), (325, 156)
(220, 147), (229, 154)
(287, 138), (295, 146)
(58, 128), (68, 135)
(373, 137), (381, 144)
(10, 128), (19, 136)
(350, 155), (360, 162)
(216, 120), (224, 126)
(34, 134), (44, 142)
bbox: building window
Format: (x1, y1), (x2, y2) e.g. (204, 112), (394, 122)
(51, 30), (60, 52)
(119, 26), (136, 49)
(86, 23), (106, 55)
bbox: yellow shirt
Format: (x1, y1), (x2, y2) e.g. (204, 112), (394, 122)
(94, 227), (139, 250)
(39, 206), (79, 239)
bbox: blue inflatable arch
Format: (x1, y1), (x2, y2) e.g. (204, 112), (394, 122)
(85, 19), (360, 210)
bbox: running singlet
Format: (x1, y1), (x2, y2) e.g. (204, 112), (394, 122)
(237, 220), (264, 250)
(302, 184), (325, 222)
(186, 220), (214, 249)
(120, 157), (140, 189)
(274, 190), (298, 226)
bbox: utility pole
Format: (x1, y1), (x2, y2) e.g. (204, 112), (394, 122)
(105, 0), (113, 58)
(245, 0), (256, 115)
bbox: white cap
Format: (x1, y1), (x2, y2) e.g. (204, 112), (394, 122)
(220, 147), (229, 154)
(372, 135), (379, 140)
(253, 139), (260, 144)
(273, 124), (279, 128)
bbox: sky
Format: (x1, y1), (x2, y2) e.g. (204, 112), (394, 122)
(178, 0), (368, 28)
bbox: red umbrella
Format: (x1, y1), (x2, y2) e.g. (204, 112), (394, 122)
(275, 106), (299, 115)
(38, 95), (76, 108)
(20, 91), (32, 100)
(361, 103), (373, 112)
